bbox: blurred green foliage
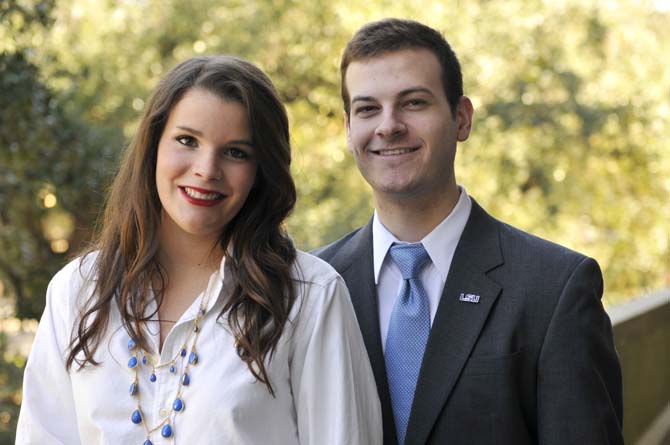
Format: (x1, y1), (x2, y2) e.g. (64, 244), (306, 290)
(1, 0), (121, 320)
(0, 332), (23, 443)
(1, 0), (669, 313)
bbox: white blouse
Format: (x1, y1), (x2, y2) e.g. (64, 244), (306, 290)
(16, 251), (382, 444)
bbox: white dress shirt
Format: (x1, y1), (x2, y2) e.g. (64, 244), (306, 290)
(374, 187), (472, 350)
(17, 251), (382, 445)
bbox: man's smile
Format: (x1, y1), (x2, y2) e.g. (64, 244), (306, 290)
(368, 146), (421, 156)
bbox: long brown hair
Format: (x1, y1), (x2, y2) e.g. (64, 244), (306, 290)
(67, 55), (297, 395)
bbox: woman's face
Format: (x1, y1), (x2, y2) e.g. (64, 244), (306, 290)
(155, 88), (258, 244)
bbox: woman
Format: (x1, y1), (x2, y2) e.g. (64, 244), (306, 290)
(16, 55), (381, 444)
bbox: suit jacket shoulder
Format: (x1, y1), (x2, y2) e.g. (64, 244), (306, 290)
(487, 214), (603, 305)
(311, 222), (372, 276)
(498, 217), (588, 265)
(312, 226), (365, 264)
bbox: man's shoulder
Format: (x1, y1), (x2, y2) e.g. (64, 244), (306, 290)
(471, 204), (602, 301)
(486, 212), (598, 279)
(498, 218), (587, 262)
(469, 199), (592, 270)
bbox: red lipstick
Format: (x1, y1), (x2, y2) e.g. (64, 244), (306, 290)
(179, 186), (224, 207)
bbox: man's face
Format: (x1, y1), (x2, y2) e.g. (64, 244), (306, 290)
(344, 48), (472, 203)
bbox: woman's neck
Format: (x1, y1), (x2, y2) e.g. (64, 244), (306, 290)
(154, 222), (224, 351)
(159, 238), (223, 276)
(157, 222), (224, 276)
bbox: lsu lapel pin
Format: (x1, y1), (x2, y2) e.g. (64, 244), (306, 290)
(459, 293), (480, 303)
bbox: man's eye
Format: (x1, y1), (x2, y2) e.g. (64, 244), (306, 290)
(176, 135), (197, 147)
(355, 106), (378, 115)
(405, 99), (426, 108)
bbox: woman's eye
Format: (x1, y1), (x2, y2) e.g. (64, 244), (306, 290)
(176, 135), (197, 147)
(225, 147), (251, 160)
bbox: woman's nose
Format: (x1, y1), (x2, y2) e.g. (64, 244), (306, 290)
(193, 150), (222, 180)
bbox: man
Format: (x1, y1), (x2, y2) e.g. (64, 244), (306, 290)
(314, 18), (623, 445)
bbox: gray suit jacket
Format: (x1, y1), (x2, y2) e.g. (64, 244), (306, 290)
(314, 199), (623, 445)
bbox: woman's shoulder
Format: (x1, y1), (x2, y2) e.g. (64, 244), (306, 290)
(53, 251), (98, 281)
(288, 250), (353, 323)
(291, 250), (343, 288)
(286, 251), (362, 355)
(48, 251), (99, 304)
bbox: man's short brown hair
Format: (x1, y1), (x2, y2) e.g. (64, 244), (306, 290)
(340, 18), (463, 116)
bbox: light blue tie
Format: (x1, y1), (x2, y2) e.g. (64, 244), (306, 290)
(385, 242), (431, 445)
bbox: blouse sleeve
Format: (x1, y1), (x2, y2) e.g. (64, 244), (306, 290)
(289, 274), (382, 445)
(16, 261), (83, 445)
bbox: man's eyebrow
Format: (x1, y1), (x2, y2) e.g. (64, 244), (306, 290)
(351, 87), (435, 105)
(351, 95), (376, 104)
(398, 86), (434, 97)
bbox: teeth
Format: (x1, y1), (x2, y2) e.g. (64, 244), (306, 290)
(376, 148), (415, 156)
(183, 187), (222, 200)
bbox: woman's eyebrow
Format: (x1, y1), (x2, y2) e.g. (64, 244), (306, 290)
(176, 126), (253, 147)
(176, 125), (203, 136)
(223, 139), (254, 147)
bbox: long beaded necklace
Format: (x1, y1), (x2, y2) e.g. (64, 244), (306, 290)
(126, 271), (218, 444)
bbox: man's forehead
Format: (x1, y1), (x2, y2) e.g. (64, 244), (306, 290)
(345, 49), (443, 99)
(347, 47), (440, 71)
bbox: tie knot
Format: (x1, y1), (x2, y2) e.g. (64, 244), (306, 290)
(388, 243), (430, 279)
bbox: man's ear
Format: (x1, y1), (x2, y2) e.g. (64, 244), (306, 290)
(456, 96), (474, 142)
(344, 110), (353, 152)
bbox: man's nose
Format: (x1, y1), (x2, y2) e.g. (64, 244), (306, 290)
(375, 111), (407, 138)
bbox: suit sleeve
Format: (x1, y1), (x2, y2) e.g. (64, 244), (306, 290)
(537, 256), (623, 445)
(16, 264), (82, 445)
(289, 276), (382, 445)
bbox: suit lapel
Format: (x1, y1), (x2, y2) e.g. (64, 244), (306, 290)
(406, 200), (504, 444)
(327, 220), (398, 445)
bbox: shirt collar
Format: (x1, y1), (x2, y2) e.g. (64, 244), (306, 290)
(372, 185), (472, 284)
(372, 214), (398, 284)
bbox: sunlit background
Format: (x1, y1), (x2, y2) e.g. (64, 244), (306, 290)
(1, 0), (669, 441)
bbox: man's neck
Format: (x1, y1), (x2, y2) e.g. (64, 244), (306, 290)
(374, 185), (460, 242)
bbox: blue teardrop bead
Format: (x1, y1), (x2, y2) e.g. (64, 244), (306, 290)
(142, 355), (148, 365)
(169, 365), (175, 373)
(131, 409), (142, 424)
(127, 338), (136, 350)
(161, 423), (173, 438)
(180, 348), (187, 357)
(129, 381), (138, 396)
(128, 356), (138, 368)
(182, 373), (190, 386)
(149, 373), (157, 382)
(143, 440), (153, 445)
(188, 351), (198, 365)
(173, 397), (184, 412)
(199, 307), (206, 315)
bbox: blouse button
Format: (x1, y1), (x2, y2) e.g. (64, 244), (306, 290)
(159, 408), (169, 417)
